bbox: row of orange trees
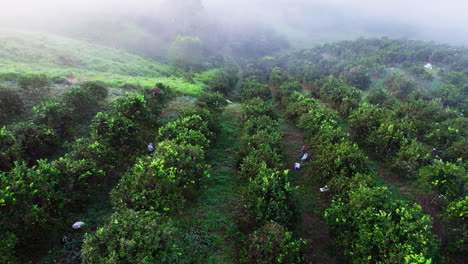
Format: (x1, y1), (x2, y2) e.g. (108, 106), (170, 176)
(275, 77), (441, 263)
(235, 76), (307, 263)
(0, 83), (173, 263)
(80, 92), (229, 263)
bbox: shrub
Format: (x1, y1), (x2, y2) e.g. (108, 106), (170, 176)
(241, 97), (277, 123)
(195, 91), (228, 114)
(241, 76), (271, 101)
(159, 114), (212, 142)
(320, 76), (361, 116)
(12, 123), (60, 161)
(391, 139), (432, 177)
(275, 81), (302, 105)
(0, 160), (68, 244)
(154, 140), (209, 193)
(325, 186), (439, 264)
(284, 92), (319, 121)
(240, 168), (296, 229)
(0, 126), (21, 171)
(0, 88), (24, 124)
(111, 157), (185, 213)
(91, 112), (141, 162)
(207, 67), (239, 94)
(81, 210), (179, 264)
(63, 81), (108, 119)
(242, 222), (306, 264)
(312, 141), (368, 182)
(417, 161), (466, 199)
(32, 102), (74, 136)
(442, 197), (468, 254)
(17, 73), (50, 90)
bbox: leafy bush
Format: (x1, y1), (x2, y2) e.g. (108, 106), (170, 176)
(17, 73), (50, 90)
(206, 67), (239, 94)
(154, 140), (209, 193)
(168, 35), (202, 72)
(391, 139), (432, 177)
(81, 210), (179, 264)
(0, 126), (21, 171)
(325, 186), (439, 264)
(312, 141), (368, 182)
(268, 67), (288, 88)
(32, 102), (74, 136)
(442, 197), (468, 254)
(91, 112), (141, 162)
(12, 123), (60, 161)
(195, 91), (228, 114)
(383, 72), (416, 101)
(111, 157), (185, 213)
(242, 222), (306, 264)
(51, 157), (105, 206)
(241, 97), (277, 123)
(0, 88), (24, 124)
(63, 81), (108, 119)
(241, 76), (271, 101)
(0, 161), (68, 244)
(284, 92), (319, 121)
(417, 161), (466, 199)
(320, 76), (361, 116)
(240, 168), (296, 229)
(275, 80), (302, 105)
(159, 114), (212, 142)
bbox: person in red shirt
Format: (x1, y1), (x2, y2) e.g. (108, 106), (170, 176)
(301, 145), (307, 156)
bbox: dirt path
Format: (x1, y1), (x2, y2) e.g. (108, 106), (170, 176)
(279, 117), (342, 263)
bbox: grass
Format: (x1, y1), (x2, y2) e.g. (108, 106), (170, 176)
(176, 103), (243, 263)
(0, 29), (208, 95)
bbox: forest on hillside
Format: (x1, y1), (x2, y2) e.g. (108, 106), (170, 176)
(0, 1), (467, 263)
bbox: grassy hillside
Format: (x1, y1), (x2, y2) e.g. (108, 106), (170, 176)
(0, 30), (206, 95)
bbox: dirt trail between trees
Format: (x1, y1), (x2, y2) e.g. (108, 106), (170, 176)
(280, 118), (343, 263)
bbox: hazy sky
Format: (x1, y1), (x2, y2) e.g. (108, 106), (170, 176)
(1, 0), (468, 46)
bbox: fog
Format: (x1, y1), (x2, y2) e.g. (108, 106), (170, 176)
(1, 0), (468, 49)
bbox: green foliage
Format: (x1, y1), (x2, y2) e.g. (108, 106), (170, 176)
(0, 161), (67, 243)
(111, 157), (185, 214)
(17, 73), (50, 90)
(267, 67), (288, 88)
(0, 231), (19, 264)
(0, 88), (24, 124)
(12, 123), (60, 161)
(32, 101), (74, 136)
(81, 210), (179, 264)
(195, 91), (228, 114)
(367, 119), (414, 160)
(141, 82), (175, 115)
(242, 222), (306, 264)
(275, 81), (302, 105)
(320, 76), (361, 116)
(312, 141), (368, 182)
(241, 76), (271, 101)
(158, 114), (212, 146)
(442, 197), (467, 254)
(168, 35), (202, 72)
(51, 157), (105, 206)
(391, 139), (432, 177)
(348, 103), (395, 146)
(284, 92), (319, 121)
(383, 73), (416, 101)
(241, 97), (277, 123)
(205, 67), (239, 94)
(340, 66), (371, 90)
(154, 140), (209, 193)
(91, 112), (141, 162)
(240, 168), (296, 229)
(0, 126), (20, 171)
(365, 88), (390, 105)
(325, 186), (439, 264)
(417, 161), (466, 199)
(63, 81), (108, 119)
(65, 138), (116, 170)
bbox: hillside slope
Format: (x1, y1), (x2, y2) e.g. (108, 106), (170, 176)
(0, 30), (206, 94)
